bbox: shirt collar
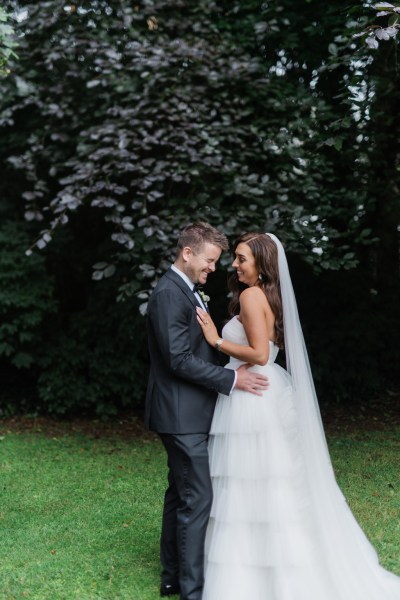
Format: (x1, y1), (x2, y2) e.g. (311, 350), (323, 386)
(171, 264), (195, 291)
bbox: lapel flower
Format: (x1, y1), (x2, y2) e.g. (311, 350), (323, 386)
(198, 290), (210, 305)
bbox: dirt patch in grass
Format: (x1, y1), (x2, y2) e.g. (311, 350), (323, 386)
(320, 393), (400, 434)
(0, 394), (398, 440)
(0, 411), (158, 441)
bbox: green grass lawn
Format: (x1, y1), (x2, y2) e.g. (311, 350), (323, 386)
(0, 426), (399, 599)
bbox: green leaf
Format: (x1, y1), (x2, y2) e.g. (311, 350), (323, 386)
(388, 14), (400, 26)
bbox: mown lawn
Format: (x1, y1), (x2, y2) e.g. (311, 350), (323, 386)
(0, 425), (398, 599)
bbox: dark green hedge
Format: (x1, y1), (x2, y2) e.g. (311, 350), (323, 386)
(0, 1), (398, 416)
(0, 219), (147, 418)
(0, 219), (398, 418)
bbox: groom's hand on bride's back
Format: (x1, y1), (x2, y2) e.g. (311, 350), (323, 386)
(235, 364), (269, 396)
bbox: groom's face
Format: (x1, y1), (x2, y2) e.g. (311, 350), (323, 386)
(184, 242), (222, 285)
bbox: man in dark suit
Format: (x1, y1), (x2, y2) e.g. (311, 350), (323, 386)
(145, 222), (268, 600)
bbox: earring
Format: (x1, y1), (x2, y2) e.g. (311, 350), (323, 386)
(258, 274), (263, 281)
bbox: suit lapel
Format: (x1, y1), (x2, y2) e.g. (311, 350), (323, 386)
(165, 268), (200, 310)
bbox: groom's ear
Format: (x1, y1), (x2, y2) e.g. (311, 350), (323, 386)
(181, 246), (193, 262)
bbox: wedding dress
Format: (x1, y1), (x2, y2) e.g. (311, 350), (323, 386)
(203, 235), (400, 600)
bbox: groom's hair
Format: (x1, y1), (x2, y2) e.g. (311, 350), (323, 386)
(176, 222), (229, 257)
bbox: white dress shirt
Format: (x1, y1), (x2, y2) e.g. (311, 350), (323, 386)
(171, 264), (207, 310)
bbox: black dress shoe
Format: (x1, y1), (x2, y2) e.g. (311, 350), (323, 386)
(160, 583), (180, 596)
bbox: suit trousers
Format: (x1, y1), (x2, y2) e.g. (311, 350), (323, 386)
(159, 433), (213, 600)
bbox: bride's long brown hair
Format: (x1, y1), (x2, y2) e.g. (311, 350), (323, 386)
(228, 232), (284, 349)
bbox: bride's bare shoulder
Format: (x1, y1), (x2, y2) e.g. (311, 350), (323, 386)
(240, 286), (267, 303)
(240, 286), (274, 317)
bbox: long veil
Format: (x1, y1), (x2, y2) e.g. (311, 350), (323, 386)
(266, 233), (400, 599)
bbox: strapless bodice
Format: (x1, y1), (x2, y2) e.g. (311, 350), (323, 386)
(221, 316), (279, 370)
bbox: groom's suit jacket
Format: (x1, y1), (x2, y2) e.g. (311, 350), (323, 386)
(145, 268), (235, 434)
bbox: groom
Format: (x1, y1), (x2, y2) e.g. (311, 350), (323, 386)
(145, 222), (268, 600)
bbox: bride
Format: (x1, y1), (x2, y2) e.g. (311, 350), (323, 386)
(196, 232), (400, 600)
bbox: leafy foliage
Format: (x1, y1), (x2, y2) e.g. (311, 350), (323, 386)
(356, 2), (400, 48)
(0, 221), (56, 370)
(293, 263), (400, 404)
(0, 217), (146, 418)
(0, 1), (398, 415)
(36, 288), (147, 418)
(0, 7), (17, 76)
(0, 1), (381, 294)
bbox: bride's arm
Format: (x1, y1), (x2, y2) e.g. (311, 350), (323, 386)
(196, 287), (271, 366)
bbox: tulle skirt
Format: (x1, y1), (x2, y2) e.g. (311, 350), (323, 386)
(202, 303), (400, 599)
(203, 363), (340, 600)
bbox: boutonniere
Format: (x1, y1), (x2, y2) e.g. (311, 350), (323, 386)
(198, 290), (210, 306)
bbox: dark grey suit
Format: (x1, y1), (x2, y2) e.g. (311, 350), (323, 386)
(145, 268), (234, 600)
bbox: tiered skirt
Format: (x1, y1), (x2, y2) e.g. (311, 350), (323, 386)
(203, 363), (336, 600)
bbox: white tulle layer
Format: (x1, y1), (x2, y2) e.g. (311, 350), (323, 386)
(203, 363), (400, 600)
(203, 372), (334, 599)
(203, 561), (338, 600)
(202, 281), (400, 599)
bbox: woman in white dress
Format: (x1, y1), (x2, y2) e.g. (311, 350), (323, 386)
(196, 232), (400, 600)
